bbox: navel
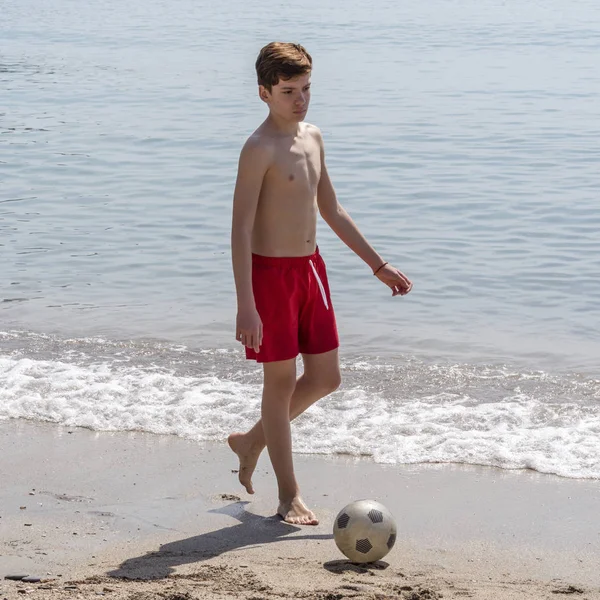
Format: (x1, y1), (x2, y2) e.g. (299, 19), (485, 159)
(288, 174), (295, 182)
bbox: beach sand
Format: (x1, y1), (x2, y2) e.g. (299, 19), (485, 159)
(1, 419), (598, 599)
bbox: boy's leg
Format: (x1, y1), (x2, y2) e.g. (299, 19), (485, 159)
(259, 356), (320, 525)
(228, 348), (340, 494)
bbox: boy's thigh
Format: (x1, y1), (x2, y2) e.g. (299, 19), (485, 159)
(301, 348), (340, 384)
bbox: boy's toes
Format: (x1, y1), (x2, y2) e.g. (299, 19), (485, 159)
(277, 497), (319, 526)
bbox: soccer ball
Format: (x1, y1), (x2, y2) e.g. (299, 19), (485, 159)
(333, 499), (397, 563)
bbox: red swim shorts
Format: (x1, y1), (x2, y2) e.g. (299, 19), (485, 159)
(246, 247), (340, 363)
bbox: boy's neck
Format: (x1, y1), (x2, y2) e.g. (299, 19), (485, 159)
(265, 113), (303, 137)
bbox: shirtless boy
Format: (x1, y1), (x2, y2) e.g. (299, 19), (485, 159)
(228, 42), (412, 526)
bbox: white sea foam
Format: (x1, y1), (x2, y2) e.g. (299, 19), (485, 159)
(0, 356), (262, 439)
(1, 355), (598, 480)
(292, 389), (600, 479)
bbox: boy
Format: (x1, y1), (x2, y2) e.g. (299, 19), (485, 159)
(228, 42), (412, 526)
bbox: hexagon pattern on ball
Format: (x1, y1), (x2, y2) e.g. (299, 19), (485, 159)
(332, 499), (397, 563)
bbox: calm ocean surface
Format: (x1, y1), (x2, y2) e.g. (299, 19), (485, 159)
(2, 0), (599, 478)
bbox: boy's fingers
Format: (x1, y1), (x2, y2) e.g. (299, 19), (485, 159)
(397, 275), (412, 290)
(397, 272), (411, 286)
(390, 282), (411, 296)
(238, 330), (262, 351)
(379, 267), (411, 296)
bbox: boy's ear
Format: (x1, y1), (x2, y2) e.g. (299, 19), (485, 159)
(258, 85), (271, 103)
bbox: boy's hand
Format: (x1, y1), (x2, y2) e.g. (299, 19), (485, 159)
(375, 263), (413, 297)
(236, 307), (263, 353)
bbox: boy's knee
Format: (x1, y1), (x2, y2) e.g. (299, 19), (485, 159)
(316, 370), (341, 395)
(263, 370), (297, 398)
(330, 371), (342, 393)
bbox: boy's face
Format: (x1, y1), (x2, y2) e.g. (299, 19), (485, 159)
(260, 73), (311, 122)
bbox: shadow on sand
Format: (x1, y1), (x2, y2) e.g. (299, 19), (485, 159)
(107, 501), (334, 580)
(323, 559), (390, 574)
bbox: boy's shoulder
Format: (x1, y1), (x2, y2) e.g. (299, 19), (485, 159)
(243, 126), (274, 151)
(304, 122), (323, 142)
(239, 127), (275, 166)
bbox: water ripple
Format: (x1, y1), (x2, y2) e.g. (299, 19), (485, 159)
(1, 0), (599, 369)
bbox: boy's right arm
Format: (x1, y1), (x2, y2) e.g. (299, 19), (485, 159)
(231, 136), (271, 352)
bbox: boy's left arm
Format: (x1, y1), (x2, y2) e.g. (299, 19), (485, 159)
(315, 130), (412, 297)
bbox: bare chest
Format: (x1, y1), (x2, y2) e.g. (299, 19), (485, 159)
(264, 138), (321, 196)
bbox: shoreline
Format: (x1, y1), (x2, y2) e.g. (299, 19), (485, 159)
(1, 419), (598, 599)
(3, 324), (600, 376)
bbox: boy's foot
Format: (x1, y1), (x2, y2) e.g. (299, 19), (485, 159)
(227, 433), (263, 494)
(278, 496), (319, 525)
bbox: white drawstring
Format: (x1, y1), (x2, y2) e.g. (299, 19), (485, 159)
(309, 260), (329, 310)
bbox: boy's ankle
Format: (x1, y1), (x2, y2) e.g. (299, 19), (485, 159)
(237, 430), (264, 449)
(278, 490), (300, 503)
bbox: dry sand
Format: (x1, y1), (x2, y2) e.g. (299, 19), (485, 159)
(1, 419), (599, 599)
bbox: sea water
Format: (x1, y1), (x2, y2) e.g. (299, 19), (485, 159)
(2, 0), (599, 478)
